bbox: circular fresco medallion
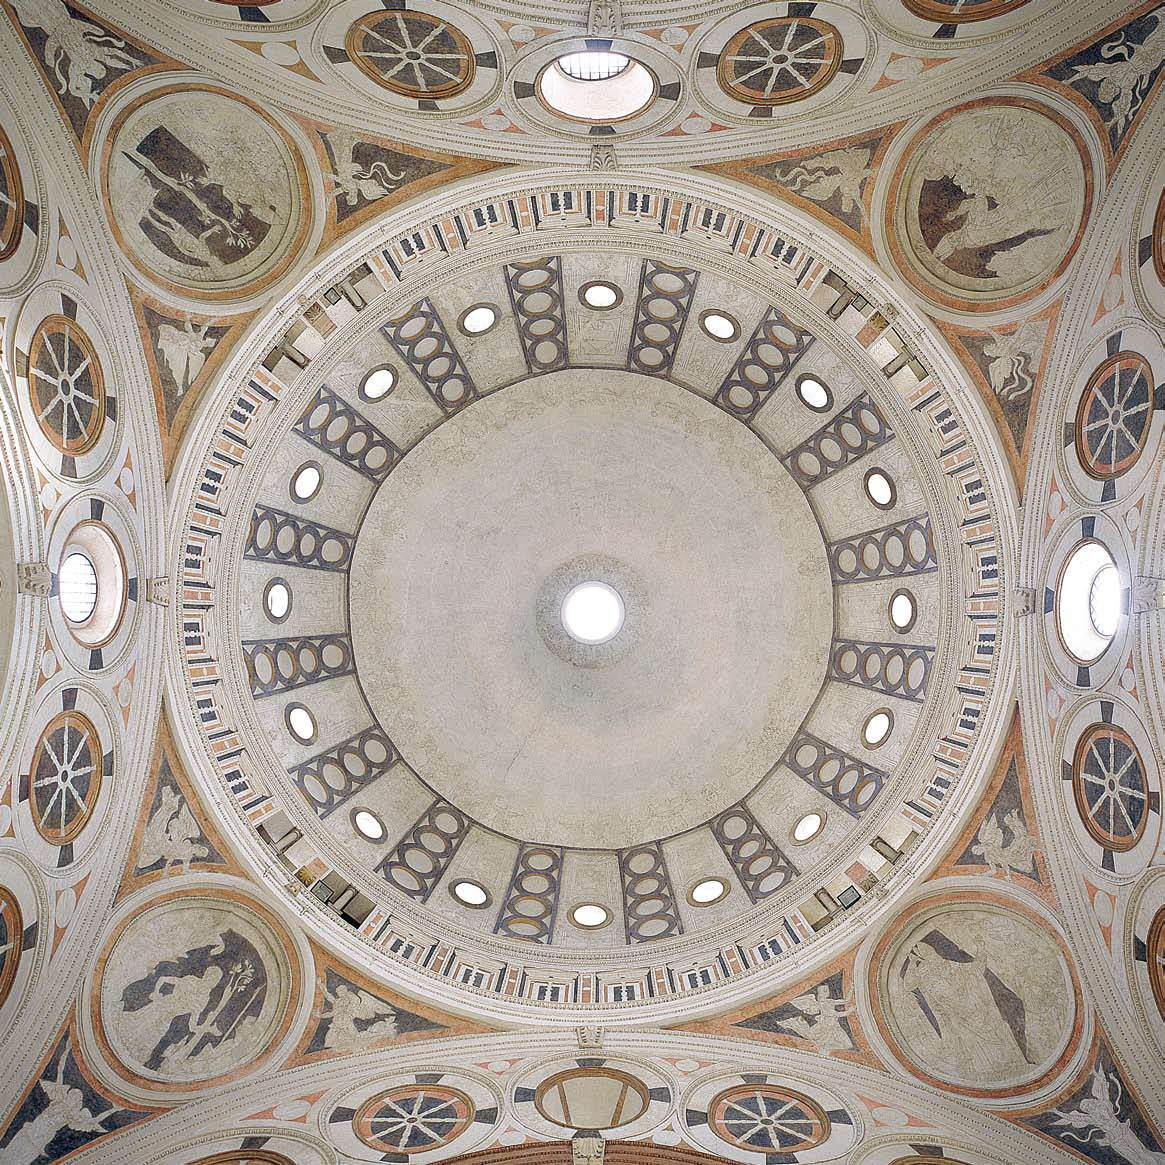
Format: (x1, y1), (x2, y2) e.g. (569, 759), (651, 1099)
(717, 17), (843, 106)
(1074, 352), (1154, 480)
(345, 10), (474, 99)
(901, 0), (1029, 21)
(27, 316), (107, 456)
(1072, 723), (1148, 852)
(29, 710), (103, 846)
(872, 897), (1076, 1095)
(891, 100), (1088, 308)
(103, 85), (309, 300)
(708, 1084), (830, 1152)
(95, 890), (293, 1090)
(0, 886), (23, 1011)
(0, 124), (24, 261)
(354, 1084), (475, 1154)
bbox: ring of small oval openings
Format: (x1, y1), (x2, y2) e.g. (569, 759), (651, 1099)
(796, 375), (833, 413)
(57, 522), (126, 648)
(864, 467), (897, 509)
(1056, 539), (1121, 665)
(359, 365), (397, 402)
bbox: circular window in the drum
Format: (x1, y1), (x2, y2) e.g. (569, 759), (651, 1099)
(360, 365), (397, 402)
(1072, 723), (1148, 852)
(29, 710), (104, 845)
(709, 1084), (830, 1152)
(1074, 352), (1153, 480)
(535, 1067), (649, 1131)
(864, 468), (897, 509)
(354, 1084), (475, 1154)
(345, 10), (475, 100)
(717, 18), (843, 106)
(263, 578), (292, 623)
(796, 375), (833, 412)
(28, 316), (106, 455)
(580, 280), (622, 310)
(57, 522), (127, 648)
(285, 703), (317, 744)
(0, 886), (23, 1010)
(889, 588), (917, 632)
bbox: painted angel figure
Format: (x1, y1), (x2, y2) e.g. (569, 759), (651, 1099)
(4, 1058), (112, 1165)
(1050, 1067), (1165, 1165)
(777, 145), (873, 225)
(10, 0), (139, 109)
(971, 809), (1038, 879)
(155, 319), (213, 395)
(1069, 13), (1165, 137)
(779, 983), (856, 1053)
(315, 980), (399, 1053)
(980, 320), (1045, 403)
(138, 785), (210, 876)
(324, 126), (405, 209)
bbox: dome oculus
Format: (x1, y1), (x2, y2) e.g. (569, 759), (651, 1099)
(538, 54), (656, 123)
(1057, 540), (1121, 663)
(59, 551), (98, 624)
(561, 581), (625, 645)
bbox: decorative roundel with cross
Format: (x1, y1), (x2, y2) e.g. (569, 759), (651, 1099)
(1059, 322), (1164, 505)
(1041, 511), (1131, 692)
(1058, 695), (1161, 882)
(17, 684), (115, 871)
(682, 1072), (857, 1163)
(13, 286), (120, 482)
(1128, 871), (1165, 1058)
(0, 856), (39, 1026)
(318, 0), (501, 116)
(1131, 154), (1165, 327)
(692, 2), (868, 124)
(325, 1070), (500, 1163)
(510, 1055), (672, 1140)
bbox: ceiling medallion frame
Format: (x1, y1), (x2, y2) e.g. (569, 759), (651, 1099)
(165, 170), (1015, 1021)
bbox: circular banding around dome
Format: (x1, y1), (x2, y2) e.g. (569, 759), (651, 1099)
(350, 369), (832, 850)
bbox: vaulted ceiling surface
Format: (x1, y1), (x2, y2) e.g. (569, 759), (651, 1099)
(0, 1), (1163, 1165)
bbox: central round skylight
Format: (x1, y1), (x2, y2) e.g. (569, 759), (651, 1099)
(561, 581), (625, 645)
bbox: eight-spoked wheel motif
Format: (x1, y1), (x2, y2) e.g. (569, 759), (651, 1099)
(709, 1084), (831, 1152)
(29, 711), (103, 845)
(1074, 352), (1154, 480)
(355, 1085), (475, 1154)
(28, 316), (106, 455)
(1072, 724), (1148, 852)
(346, 11), (474, 99)
(718, 18), (843, 105)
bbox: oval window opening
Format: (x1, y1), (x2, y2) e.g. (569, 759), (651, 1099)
(690, 877), (729, 905)
(59, 551), (98, 623)
(570, 902), (611, 929)
(353, 809), (386, 841)
(286, 704), (316, 744)
(291, 462), (322, 502)
(581, 281), (621, 310)
(1057, 539), (1120, 663)
(700, 310), (740, 342)
(264, 579), (291, 622)
(796, 376), (832, 411)
(862, 710), (893, 748)
(792, 811), (824, 843)
(452, 879), (490, 907)
(864, 468), (896, 509)
(538, 55), (656, 123)
(360, 366), (397, 401)
(460, 304), (497, 335)
(889, 589), (916, 632)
